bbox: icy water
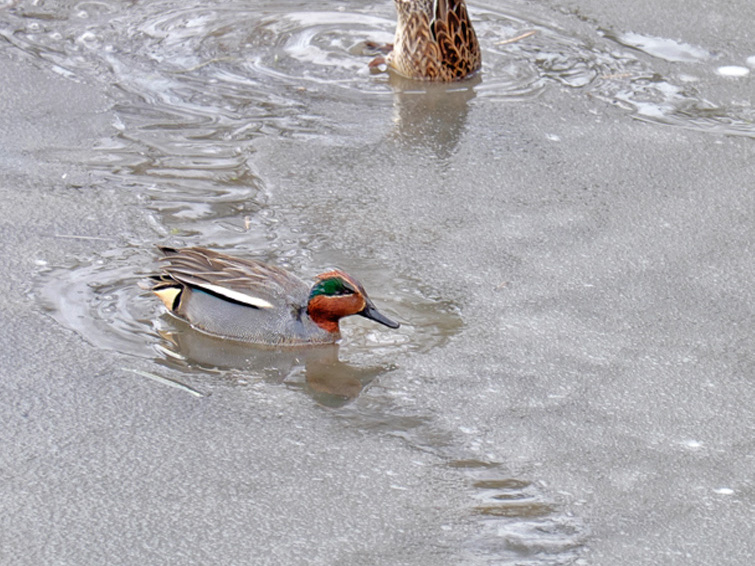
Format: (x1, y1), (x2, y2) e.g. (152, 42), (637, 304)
(4, 0), (753, 564)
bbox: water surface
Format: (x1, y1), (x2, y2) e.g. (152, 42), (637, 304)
(8, 0), (752, 563)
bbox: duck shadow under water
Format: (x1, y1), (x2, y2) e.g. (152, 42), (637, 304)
(385, 72), (480, 159)
(154, 317), (392, 408)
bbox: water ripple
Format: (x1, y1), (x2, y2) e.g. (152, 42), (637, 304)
(3, 0), (752, 148)
(35, 245), (462, 386)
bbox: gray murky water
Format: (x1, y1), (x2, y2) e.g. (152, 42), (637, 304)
(3, 0), (753, 564)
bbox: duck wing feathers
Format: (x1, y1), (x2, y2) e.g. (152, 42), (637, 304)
(432, 0), (481, 80)
(156, 246), (309, 310)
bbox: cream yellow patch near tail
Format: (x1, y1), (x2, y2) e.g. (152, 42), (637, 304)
(153, 286), (181, 311)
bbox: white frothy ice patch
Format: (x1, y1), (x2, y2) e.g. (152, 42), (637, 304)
(616, 32), (710, 63)
(716, 65), (750, 77)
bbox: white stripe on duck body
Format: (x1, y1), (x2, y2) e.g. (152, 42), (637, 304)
(382, 0), (481, 81)
(150, 247), (400, 346)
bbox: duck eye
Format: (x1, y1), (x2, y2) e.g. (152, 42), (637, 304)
(336, 282), (355, 296)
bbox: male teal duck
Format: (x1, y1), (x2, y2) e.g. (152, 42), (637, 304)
(372, 0), (481, 81)
(150, 247), (400, 346)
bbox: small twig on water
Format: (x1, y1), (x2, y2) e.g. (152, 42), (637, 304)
(121, 367), (206, 398)
(51, 234), (113, 241)
(170, 57), (235, 73)
(497, 30), (537, 45)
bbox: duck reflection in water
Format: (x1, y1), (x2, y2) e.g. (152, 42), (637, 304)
(154, 323), (391, 407)
(386, 75), (479, 159)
